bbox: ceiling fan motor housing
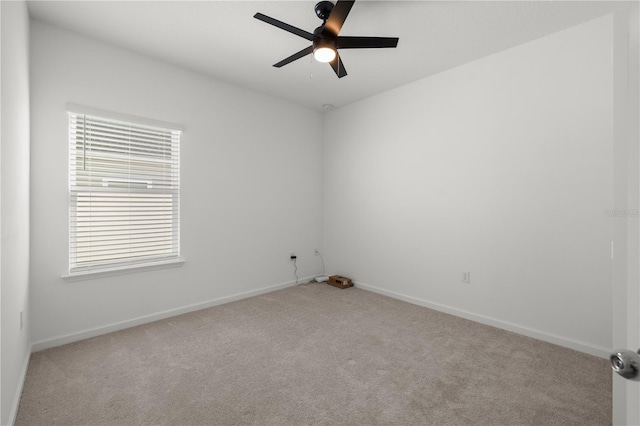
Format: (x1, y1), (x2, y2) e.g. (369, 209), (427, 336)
(313, 26), (336, 49)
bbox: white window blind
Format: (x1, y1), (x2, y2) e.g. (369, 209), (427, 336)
(69, 112), (181, 274)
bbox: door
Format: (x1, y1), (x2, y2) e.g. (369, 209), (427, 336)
(612, 4), (640, 426)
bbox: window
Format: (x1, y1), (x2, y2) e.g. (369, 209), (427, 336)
(68, 111), (181, 274)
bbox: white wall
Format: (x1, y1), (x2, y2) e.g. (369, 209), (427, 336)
(29, 21), (324, 347)
(1, 1), (31, 424)
(323, 16), (614, 356)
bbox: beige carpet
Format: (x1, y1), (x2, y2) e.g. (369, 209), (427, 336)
(16, 284), (610, 425)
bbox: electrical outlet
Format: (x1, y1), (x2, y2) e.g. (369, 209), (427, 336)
(314, 249), (319, 256)
(20, 310), (24, 330)
(290, 252), (297, 261)
(462, 271), (470, 284)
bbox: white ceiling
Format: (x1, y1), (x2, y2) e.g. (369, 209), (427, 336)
(27, 0), (631, 111)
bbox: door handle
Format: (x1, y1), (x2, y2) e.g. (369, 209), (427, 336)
(610, 349), (640, 380)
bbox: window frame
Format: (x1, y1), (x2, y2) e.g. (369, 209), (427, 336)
(66, 105), (183, 277)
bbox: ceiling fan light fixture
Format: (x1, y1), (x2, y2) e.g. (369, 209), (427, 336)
(254, 0), (399, 78)
(313, 46), (336, 63)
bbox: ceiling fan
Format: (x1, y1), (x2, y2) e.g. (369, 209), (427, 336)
(254, 0), (399, 78)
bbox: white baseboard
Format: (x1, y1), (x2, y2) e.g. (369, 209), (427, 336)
(7, 349), (31, 426)
(355, 281), (611, 359)
(31, 278), (311, 352)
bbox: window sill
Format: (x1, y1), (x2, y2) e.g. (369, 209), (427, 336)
(62, 258), (185, 281)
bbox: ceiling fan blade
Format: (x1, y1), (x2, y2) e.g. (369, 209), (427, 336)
(254, 13), (314, 41)
(273, 46), (314, 68)
(337, 36), (399, 49)
(322, 0), (355, 37)
(329, 52), (348, 78)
